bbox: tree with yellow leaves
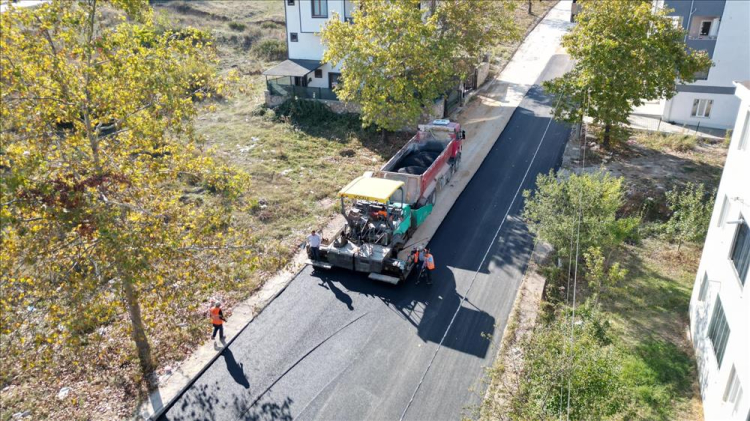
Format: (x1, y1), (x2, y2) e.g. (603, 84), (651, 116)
(321, 0), (517, 131)
(1, 0), (249, 380)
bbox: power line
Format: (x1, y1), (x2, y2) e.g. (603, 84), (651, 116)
(565, 90), (590, 421)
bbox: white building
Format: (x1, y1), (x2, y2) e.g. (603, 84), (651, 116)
(689, 80), (750, 421)
(658, 0), (750, 129)
(262, 0), (478, 116)
(263, 0), (353, 103)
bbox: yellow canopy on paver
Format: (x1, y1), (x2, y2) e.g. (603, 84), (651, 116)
(338, 176), (404, 203)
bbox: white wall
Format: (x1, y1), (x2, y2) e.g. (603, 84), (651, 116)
(689, 82), (750, 421)
(305, 62), (341, 88)
(664, 91), (741, 129)
(663, 0), (750, 129)
(285, 0), (349, 62)
(700, 1), (750, 89)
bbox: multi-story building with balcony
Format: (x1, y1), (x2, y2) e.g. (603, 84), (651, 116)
(689, 80), (750, 420)
(655, 0), (750, 129)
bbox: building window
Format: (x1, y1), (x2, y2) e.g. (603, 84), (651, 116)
(691, 99), (713, 118)
(329, 72), (341, 89)
(730, 220), (749, 285)
(719, 195), (730, 227)
(312, 0), (328, 18)
(287, 0), (295, 5)
(707, 297), (730, 367)
(698, 272), (710, 301)
(724, 366), (744, 414)
(699, 20), (712, 36)
(290, 32), (298, 42)
(740, 111), (750, 151)
(314, 69), (322, 78)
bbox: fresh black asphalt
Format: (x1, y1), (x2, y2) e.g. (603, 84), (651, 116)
(159, 54), (573, 421)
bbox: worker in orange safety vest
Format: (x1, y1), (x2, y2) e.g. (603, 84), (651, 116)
(422, 248), (435, 285)
(210, 302), (227, 341)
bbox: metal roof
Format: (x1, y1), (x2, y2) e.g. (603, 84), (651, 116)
(338, 176), (405, 203)
(262, 59), (321, 77)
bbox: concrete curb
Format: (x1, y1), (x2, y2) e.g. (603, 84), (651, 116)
(145, 264), (306, 420)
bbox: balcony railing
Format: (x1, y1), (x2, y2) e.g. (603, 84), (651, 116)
(267, 78), (339, 101)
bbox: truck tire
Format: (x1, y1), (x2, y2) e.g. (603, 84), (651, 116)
(427, 190), (436, 205)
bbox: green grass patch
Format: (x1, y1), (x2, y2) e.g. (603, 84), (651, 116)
(635, 131), (699, 152)
(228, 21), (246, 31)
(252, 38), (287, 61)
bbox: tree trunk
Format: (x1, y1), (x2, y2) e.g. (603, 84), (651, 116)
(603, 123), (611, 148)
(528, 0), (533, 15)
(123, 279), (154, 378)
(381, 128), (387, 142)
(430, 0), (436, 16)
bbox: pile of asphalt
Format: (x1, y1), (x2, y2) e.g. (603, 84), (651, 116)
(393, 141), (446, 175)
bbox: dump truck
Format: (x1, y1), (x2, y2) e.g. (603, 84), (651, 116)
(310, 119), (464, 284)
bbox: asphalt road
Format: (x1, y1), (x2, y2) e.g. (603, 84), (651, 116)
(160, 54), (573, 421)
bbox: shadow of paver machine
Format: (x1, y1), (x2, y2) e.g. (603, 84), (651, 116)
(311, 120), (464, 284)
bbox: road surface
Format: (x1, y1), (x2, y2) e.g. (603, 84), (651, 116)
(160, 54), (573, 421)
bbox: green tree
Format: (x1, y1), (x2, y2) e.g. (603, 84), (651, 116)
(1, 0), (249, 378)
(522, 169), (637, 261)
(664, 182), (714, 252)
(543, 0), (712, 146)
(321, 0), (516, 131)
(509, 305), (629, 420)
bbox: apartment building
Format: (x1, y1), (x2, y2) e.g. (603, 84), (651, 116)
(689, 80), (750, 420)
(657, 0), (750, 129)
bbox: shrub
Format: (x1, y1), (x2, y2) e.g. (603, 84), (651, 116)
(261, 21), (280, 30)
(252, 39), (287, 61)
(228, 22), (246, 31)
(509, 305), (627, 420)
(664, 182), (714, 251)
(522, 169), (635, 260)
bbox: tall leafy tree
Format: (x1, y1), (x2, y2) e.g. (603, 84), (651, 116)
(543, 0), (712, 146)
(1, 0), (249, 378)
(321, 0), (516, 131)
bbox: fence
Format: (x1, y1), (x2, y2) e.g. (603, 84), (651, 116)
(627, 114), (726, 140)
(267, 77), (338, 101)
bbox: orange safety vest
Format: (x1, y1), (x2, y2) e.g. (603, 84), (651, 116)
(413, 250), (420, 263)
(210, 307), (223, 325)
(425, 254), (435, 270)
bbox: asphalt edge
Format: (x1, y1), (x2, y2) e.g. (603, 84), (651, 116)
(147, 264), (307, 421)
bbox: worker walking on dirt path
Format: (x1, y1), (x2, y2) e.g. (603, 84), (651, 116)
(210, 302), (227, 341)
(308, 230), (322, 262)
(422, 248), (435, 285)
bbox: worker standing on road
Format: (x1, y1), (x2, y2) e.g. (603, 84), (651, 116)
(308, 230), (322, 262)
(210, 302), (227, 341)
(422, 248), (435, 285)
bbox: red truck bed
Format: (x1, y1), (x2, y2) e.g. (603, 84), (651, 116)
(376, 121), (462, 205)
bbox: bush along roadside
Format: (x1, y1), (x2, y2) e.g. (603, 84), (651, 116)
(484, 167), (709, 421)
